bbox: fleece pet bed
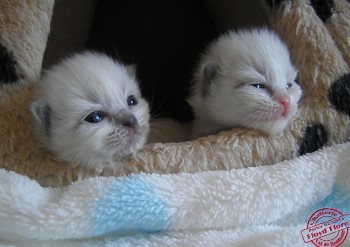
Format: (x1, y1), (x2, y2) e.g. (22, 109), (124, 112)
(0, 143), (350, 246)
(0, 0), (350, 187)
(1, 0), (350, 245)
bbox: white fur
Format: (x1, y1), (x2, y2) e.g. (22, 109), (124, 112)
(31, 52), (150, 170)
(188, 29), (302, 138)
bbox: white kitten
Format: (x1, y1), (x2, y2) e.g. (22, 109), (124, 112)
(31, 52), (150, 171)
(187, 28), (302, 138)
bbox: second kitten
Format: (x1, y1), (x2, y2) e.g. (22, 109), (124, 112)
(187, 28), (302, 138)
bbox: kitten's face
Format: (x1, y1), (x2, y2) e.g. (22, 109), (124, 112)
(206, 66), (301, 135)
(31, 53), (150, 170)
(189, 29), (302, 136)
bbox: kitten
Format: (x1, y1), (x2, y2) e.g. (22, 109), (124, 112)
(187, 28), (302, 138)
(31, 52), (150, 171)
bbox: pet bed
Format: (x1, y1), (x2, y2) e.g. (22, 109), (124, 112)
(0, 0), (350, 246)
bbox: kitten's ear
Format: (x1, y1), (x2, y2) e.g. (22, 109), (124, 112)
(126, 64), (137, 78)
(30, 100), (52, 134)
(202, 62), (219, 97)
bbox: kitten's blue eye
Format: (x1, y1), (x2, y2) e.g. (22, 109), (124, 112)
(287, 83), (292, 89)
(127, 95), (138, 106)
(251, 83), (266, 89)
(84, 111), (105, 123)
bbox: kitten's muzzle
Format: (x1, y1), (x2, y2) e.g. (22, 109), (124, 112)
(115, 110), (138, 129)
(274, 94), (291, 117)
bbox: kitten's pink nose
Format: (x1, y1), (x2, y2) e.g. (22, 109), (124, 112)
(279, 98), (290, 116)
(274, 92), (291, 117)
(280, 99), (289, 109)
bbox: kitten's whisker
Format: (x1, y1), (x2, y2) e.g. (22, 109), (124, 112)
(243, 111), (261, 122)
(150, 123), (176, 139)
(147, 87), (168, 118)
(251, 111), (264, 132)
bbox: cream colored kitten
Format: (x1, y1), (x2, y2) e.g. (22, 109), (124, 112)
(31, 52), (150, 171)
(188, 28), (302, 138)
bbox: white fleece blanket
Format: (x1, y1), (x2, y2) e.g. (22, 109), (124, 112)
(0, 143), (350, 247)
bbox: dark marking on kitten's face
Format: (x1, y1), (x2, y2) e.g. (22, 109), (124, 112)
(202, 63), (219, 97)
(31, 101), (52, 138)
(43, 105), (52, 137)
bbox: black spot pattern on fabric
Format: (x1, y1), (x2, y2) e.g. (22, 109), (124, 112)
(265, 0), (286, 9)
(328, 73), (350, 117)
(0, 44), (20, 84)
(310, 0), (335, 22)
(299, 124), (328, 155)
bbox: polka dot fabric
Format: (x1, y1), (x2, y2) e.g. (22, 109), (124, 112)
(0, 44), (21, 84)
(1, 0), (350, 187)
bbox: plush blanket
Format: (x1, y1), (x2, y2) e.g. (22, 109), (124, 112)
(1, 143), (349, 246)
(1, 0), (350, 246)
